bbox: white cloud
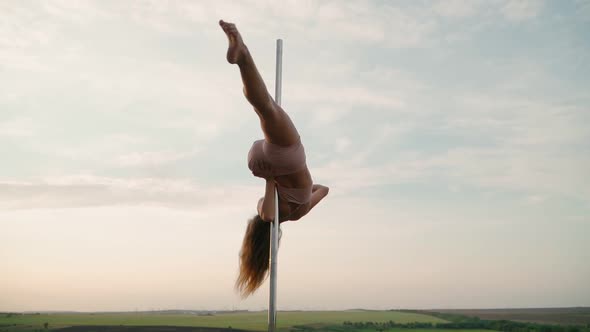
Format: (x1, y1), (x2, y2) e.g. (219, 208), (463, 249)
(0, 175), (260, 211)
(313, 2), (436, 48)
(575, 0), (590, 21)
(525, 194), (546, 204)
(334, 136), (351, 153)
(41, 0), (112, 23)
(501, 0), (544, 21)
(0, 52), (52, 72)
(427, 146), (590, 201)
(451, 94), (590, 147)
(39, 133), (150, 164)
(111, 149), (200, 168)
(290, 83), (406, 112)
(308, 87), (590, 203)
(0, 117), (38, 138)
(432, 0), (482, 18)
(138, 1), (436, 48)
(0, 4), (55, 49)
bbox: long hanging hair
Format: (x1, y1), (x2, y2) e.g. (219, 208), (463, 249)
(235, 214), (281, 298)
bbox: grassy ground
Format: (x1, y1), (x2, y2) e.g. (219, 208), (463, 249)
(0, 311), (446, 331)
(1, 327), (492, 332)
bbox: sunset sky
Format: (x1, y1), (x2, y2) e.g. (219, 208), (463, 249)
(1, 0), (589, 311)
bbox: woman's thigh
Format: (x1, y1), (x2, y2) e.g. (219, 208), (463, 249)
(257, 105), (300, 146)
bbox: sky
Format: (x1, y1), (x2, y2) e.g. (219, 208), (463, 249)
(1, 0), (589, 312)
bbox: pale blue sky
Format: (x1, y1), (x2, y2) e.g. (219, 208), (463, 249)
(1, 0), (589, 311)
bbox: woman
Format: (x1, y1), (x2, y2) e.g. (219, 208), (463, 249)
(219, 20), (330, 297)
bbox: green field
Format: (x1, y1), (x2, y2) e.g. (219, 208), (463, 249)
(0, 311), (446, 331)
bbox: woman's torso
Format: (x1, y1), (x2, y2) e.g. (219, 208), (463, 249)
(248, 139), (313, 221)
(275, 167), (313, 221)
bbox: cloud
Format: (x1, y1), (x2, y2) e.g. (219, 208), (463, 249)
(0, 175), (260, 211)
(575, 0), (590, 21)
(308, 86), (590, 204)
(285, 64), (424, 127)
(110, 149), (200, 168)
(0, 117), (38, 138)
(450, 93), (590, 147)
(334, 136), (352, 153)
(313, 2), (435, 48)
(0, 4), (55, 49)
(428, 146), (589, 200)
(35, 133), (150, 164)
(291, 84), (405, 110)
(41, 0), (112, 23)
(432, 0), (483, 18)
(501, 0), (544, 21)
(0, 52), (53, 72)
(104, 1), (436, 48)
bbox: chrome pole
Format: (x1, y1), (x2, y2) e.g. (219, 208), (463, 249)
(268, 38), (282, 332)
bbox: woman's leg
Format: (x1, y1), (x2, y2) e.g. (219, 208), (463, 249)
(219, 20), (300, 146)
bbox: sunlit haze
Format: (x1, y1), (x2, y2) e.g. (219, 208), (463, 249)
(1, 0), (589, 312)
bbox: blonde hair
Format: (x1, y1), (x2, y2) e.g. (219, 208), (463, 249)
(235, 215), (281, 297)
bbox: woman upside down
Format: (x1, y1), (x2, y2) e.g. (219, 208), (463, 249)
(219, 20), (330, 297)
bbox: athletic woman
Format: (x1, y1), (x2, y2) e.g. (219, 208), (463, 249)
(219, 20), (329, 297)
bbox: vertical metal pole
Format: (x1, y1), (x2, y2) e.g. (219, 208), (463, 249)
(268, 38), (282, 332)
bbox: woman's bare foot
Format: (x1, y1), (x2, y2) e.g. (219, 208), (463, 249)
(219, 20), (248, 65)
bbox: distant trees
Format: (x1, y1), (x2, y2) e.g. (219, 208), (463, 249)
(342, 315), (589, 332)
(343, 321), (435, 329)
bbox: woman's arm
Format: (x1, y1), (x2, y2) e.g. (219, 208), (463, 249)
(258, 177), (276, 222)
(310, 184), (329, 210)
